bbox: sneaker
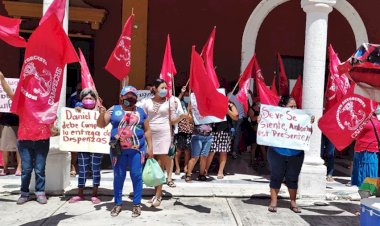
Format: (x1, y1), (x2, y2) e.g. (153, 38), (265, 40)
(36, 194), (47, 204)
(17, 196), (29, 205)
(132, 205), (142, 218)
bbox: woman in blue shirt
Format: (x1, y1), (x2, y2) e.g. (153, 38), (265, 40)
(265, 96), (314, 214)
(97, 86), (153, 218)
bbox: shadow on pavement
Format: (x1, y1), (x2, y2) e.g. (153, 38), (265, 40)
(19, 212), (75, 226)
(173, 199), (211, 213)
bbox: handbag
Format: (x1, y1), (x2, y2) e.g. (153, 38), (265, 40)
(168, 98), (176, 158)
(110, 139), (122, 157)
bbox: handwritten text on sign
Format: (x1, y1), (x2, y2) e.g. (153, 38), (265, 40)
(59, 107), (112, 154)
(257, 104), (312, 151)
(0, 78), (19, 113)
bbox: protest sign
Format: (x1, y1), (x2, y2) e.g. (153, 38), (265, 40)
(59, 107), (112, 154)
(137, 90), (153, 101)
(257, 104), (312, 151)
(190, 88), (227, 125)
(0, 78), (18, 113)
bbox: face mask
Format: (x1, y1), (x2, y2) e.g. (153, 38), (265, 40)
(123, 99), (130, 107)
(183, 96), (190, 103)
(159, 89), (168, 98)
(82, 99), (96, 109)
(126, 97), (137, 106)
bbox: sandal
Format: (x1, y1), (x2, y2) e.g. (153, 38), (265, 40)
(147, 196), (156, 204)
(198, 175), (207, 181)
(185, 174), (192, 183)
(70, 171), (76, 177)
(268, 206), (277, 213)
(217, 175), (224, 179)
(132, 205), (142, 218)
(0, 170), (10, 176)
(15, 171), (21, 176)
(175, 170), (180, 176)
(152, 197), (162, 208)
(68, 196), (85, 203)
(290, 206), (302, 213)
(166, 180), (176, 188)
(91, 196), (101, 204)
(110, 205), (122, 217)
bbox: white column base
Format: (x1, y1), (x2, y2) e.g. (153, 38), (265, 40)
(30, 137), (71, 195)
(298, 163), (327, 199)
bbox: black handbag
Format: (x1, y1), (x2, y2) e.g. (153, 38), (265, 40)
(110, 139), (122, 157)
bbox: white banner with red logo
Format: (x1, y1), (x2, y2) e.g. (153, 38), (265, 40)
(59, 107), (112, 154)
(257, 104), (312, 151)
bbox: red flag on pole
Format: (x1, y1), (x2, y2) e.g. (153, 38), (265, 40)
(270, 75), (278, 96)
(0, 15), (26, 48)
(277, 53), (289, 96)
(318, 85), (377, 151)
(79, 48), (96, 91)
(291, 75), (302, 108)
(10, 15), (78, 124)
(256, 77), (280, 106)
(201, 27), (220, 88)
(105, 14), (134, 80)
(159, 34), (177, 98)
(236, 55), (256, 113)
(325, 45), (351, 111)
(39, 0), (66, 25)
(190, 46), (228, 119)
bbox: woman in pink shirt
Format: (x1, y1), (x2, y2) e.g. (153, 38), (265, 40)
(351, 106), (380, 187)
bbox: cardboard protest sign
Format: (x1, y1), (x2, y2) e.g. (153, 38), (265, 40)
(137, 90), (153, 101)
(190, 88), (227, 125)
(257, 104), (312, 151)
(0, 78), (18, 113)
(59, 107), (112, 154)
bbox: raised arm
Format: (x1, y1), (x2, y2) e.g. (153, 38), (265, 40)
(97, 106), (112, 128)
(0, 71), (14, 100)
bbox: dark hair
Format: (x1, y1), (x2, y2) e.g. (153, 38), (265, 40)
(80, 88), (98, 101)
(278, 95), (295, 107)
(151, 78), (166, 94)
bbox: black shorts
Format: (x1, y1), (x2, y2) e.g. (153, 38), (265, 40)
(175, 133), (191, 151)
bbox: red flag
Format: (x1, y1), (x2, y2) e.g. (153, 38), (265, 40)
(79, 48), (96, 91)
(0, 15), (26, 48)
(325, 45), (351, 111)
(39, 0), (66, 25)
(105, 14), (134, 80)
(277, 53), (289, 96)
(256, 77), (280, 106)
(201, 27), (220, 88)
(270, 75), (278, 96)
(236, 55), (256, 113)
(318, 86), (377, 151)
(291, 75), (302, 108)
(190, 46), (228, 119)
(159, 34), (177, 98)
(10, 15), (78, 124)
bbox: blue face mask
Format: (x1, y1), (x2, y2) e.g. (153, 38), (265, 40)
(159, 89), (168, 98)
(183, 96), (190, 103)
(123, 99), (130, 107)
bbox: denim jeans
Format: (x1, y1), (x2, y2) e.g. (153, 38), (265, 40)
(321, 135), (335, 176)
(112, 149), (142, 205)
(232, 118), (244, 154)
(18, 139), (50, 196)
(191, 135), (213, 157)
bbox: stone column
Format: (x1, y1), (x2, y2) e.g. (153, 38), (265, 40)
(298, 0), (336, 198)
(31, 0), (71, 195)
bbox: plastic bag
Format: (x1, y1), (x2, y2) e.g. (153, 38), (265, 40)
(142, 158), (166, 187)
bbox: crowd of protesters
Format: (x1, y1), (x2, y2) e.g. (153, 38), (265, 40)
(0, 71), (377, 217)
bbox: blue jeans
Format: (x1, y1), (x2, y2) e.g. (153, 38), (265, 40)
(112, 149), (142, 205)
(232, 118), (244, 154)
(77, 152), (103, 188)
(18, 139), (50, 196)
(191, 135), (213, 157)
(321, 135), (335, 176)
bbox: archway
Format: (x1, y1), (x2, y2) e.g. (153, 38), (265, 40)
(241, 0), (368, 72)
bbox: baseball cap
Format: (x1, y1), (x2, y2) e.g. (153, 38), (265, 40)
(120, 86), (138, 96)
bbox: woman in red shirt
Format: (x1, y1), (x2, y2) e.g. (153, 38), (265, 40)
(351, 107), (380, 187)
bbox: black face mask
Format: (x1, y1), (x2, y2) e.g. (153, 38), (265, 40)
(126, 97), (137, 106)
